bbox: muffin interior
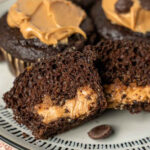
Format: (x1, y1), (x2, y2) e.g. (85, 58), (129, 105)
(96, 40), (150, 112)
(4, 50), (106, 138)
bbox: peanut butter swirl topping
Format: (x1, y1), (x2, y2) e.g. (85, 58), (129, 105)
(7, 0), (86, 45)
(102, 0), (150, 34)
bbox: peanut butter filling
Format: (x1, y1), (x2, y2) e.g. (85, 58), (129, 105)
(7, 0), (86, 45)
(104, 81), (150, 109)
(35, 86), (98, 124)
(102, 0), (150, 33)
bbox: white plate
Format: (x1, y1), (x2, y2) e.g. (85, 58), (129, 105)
(1, 1), (150, 150)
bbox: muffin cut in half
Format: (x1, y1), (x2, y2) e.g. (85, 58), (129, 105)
(91, 0), (150, 40)
(3, 50), (107, 139)
(96, 40), (150, 113)
(0, 0), (95, 76)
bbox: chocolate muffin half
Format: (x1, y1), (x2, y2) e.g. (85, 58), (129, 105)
(91, 0), (150, 40)
(96, 40), (150, 113)
(0, 0), (95, 76)
(3, 50), (107, 139)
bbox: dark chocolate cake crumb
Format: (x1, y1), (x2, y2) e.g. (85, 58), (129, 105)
(139, 0), (150, 10)
(4, 49), (107, 139)
(96, 39), (150, 112)
(115, 0), (133, 13)
(88, 125), (113, 139)
(96, 40), (150, 86)
(124, 102), (150, 113)
(4, 49), (102, 106)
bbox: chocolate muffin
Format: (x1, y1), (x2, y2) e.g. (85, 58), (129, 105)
(3, 50), (107, 139)
(91, 0), (150, 40)
(0, 0), (95, 76)
(96, 40), (150, 113)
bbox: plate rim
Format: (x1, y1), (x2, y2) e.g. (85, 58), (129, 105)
(1, 105), (150, 150)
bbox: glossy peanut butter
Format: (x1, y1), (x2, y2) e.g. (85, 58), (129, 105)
(102, 0), (150, 33)
(34, 86), (98, 124)
(104, 81), (150, 109)
(7, 0), (86, 45)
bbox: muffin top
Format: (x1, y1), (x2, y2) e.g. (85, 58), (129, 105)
(102, 0), (150, 34)
(7, 0), (87, 45)
(0, 0), (95, 61)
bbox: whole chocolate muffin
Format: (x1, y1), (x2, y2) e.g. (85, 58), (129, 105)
(95, 40), (150, 113)
(0, 0), (95, 76)
(3, 50), (107, 139)
(91, 0), (150, 40)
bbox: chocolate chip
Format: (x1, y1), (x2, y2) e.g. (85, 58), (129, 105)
(121, 94), (127, 99)
(139, 0), (150, 10)
(115, 0), (133, 13)
(65, 109), (69, 113)
(88, 125), (113, 139)
(86, 95), (92, 100)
